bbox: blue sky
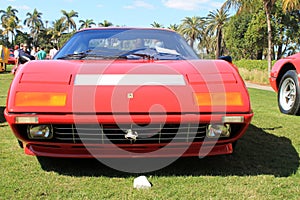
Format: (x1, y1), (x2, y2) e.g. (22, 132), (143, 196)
(2, 0), (225, 28)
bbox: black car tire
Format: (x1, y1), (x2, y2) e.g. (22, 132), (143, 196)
(278, 70), (300, 115)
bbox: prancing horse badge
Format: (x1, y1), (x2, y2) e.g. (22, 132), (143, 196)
(127, 93), (134, 99)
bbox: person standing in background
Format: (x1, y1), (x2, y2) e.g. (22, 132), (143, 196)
(12, 43), (34, 74)
(22, 43), (30, 55)
(36, 47), (47, 60)
(13, 45), (19, 63)
(49, 45), (58, 59)
(18, 43), (34, 64)
(31, 46), (38, 59)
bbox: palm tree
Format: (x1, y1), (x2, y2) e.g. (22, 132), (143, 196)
(264, 0), (276, 75)
(282, 0), (300, 12)
(98, 20), (113, 27)
(222, 0), (255, 13)
(1, 17), (21, 46)
(47, 18), (67, 45)
(45, 20), (49, 29)
(179, 16), (204, 49)
(23, 8), (44, 29)
(79, 19), (96, 29)
(61, 10), (78, 32)
(0, 6), (18, 22)
(198, 34), (216, 58)
(168, 24), (180, 32)
(24, 8), (44, 45)
(205, 8), (230, 58)
(0, 6), (19, 45)
(151, 21), (164, 28)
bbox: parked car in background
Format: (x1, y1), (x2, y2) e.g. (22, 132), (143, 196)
(270, 53), (300, 115)
(5, 28), (253, 158)
(7, 49), (16, 65)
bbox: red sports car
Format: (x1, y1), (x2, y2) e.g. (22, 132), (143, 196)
(270, 53), (300, 115)
(5, 28), (253, 158)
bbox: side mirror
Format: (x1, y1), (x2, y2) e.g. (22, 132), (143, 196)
(218, 56), (232, 63)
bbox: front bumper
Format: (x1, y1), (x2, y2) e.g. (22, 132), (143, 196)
(5, 110), (253, 158)
(24, 142), (233, 158)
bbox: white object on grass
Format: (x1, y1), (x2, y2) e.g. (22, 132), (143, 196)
(133, 176), (152, 189)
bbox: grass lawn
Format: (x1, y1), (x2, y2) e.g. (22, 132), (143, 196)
(0, 67), (299, 199)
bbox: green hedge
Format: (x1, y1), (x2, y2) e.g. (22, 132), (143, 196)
(231, 60), (276, 84)
(233, 59), (271, 71)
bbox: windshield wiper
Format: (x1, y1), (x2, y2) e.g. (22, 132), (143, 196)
(57, 49), (123, 60)
(57, 48), (184, 60)
(119, 48), (184, 60)
(119, 48), (158, 60)
(56, 50), (93, 60)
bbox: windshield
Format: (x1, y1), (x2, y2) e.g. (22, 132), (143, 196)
(54, 28), (199, 60)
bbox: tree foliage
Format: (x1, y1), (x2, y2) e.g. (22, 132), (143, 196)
(0, 3), (299, 60)
(24, 8), (44, 46)
(205, 8), (230, 58)
(179, 16), (204, 49)
(224, 13), (252, 60)
(273, 3), (300, 58)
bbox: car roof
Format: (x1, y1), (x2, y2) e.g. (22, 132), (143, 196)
(77, 27), (176, 33)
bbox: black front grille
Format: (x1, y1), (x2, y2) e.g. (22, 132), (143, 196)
(52, 124), (207, 144)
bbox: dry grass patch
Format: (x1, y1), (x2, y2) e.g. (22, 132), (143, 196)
(238, 68), (269, 85)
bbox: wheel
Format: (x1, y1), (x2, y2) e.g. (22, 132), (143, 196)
(278, 70), (300, 115)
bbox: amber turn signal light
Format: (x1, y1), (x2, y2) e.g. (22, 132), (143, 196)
(194, 92), (243, 106)
(15, 92), (67, 106)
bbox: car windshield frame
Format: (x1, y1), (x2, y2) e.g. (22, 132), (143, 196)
(54, 28), (199, 60)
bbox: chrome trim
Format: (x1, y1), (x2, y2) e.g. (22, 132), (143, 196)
(74, 74), (186, 86)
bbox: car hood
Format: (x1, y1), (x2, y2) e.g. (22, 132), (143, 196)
(7, 59), (251, 114)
